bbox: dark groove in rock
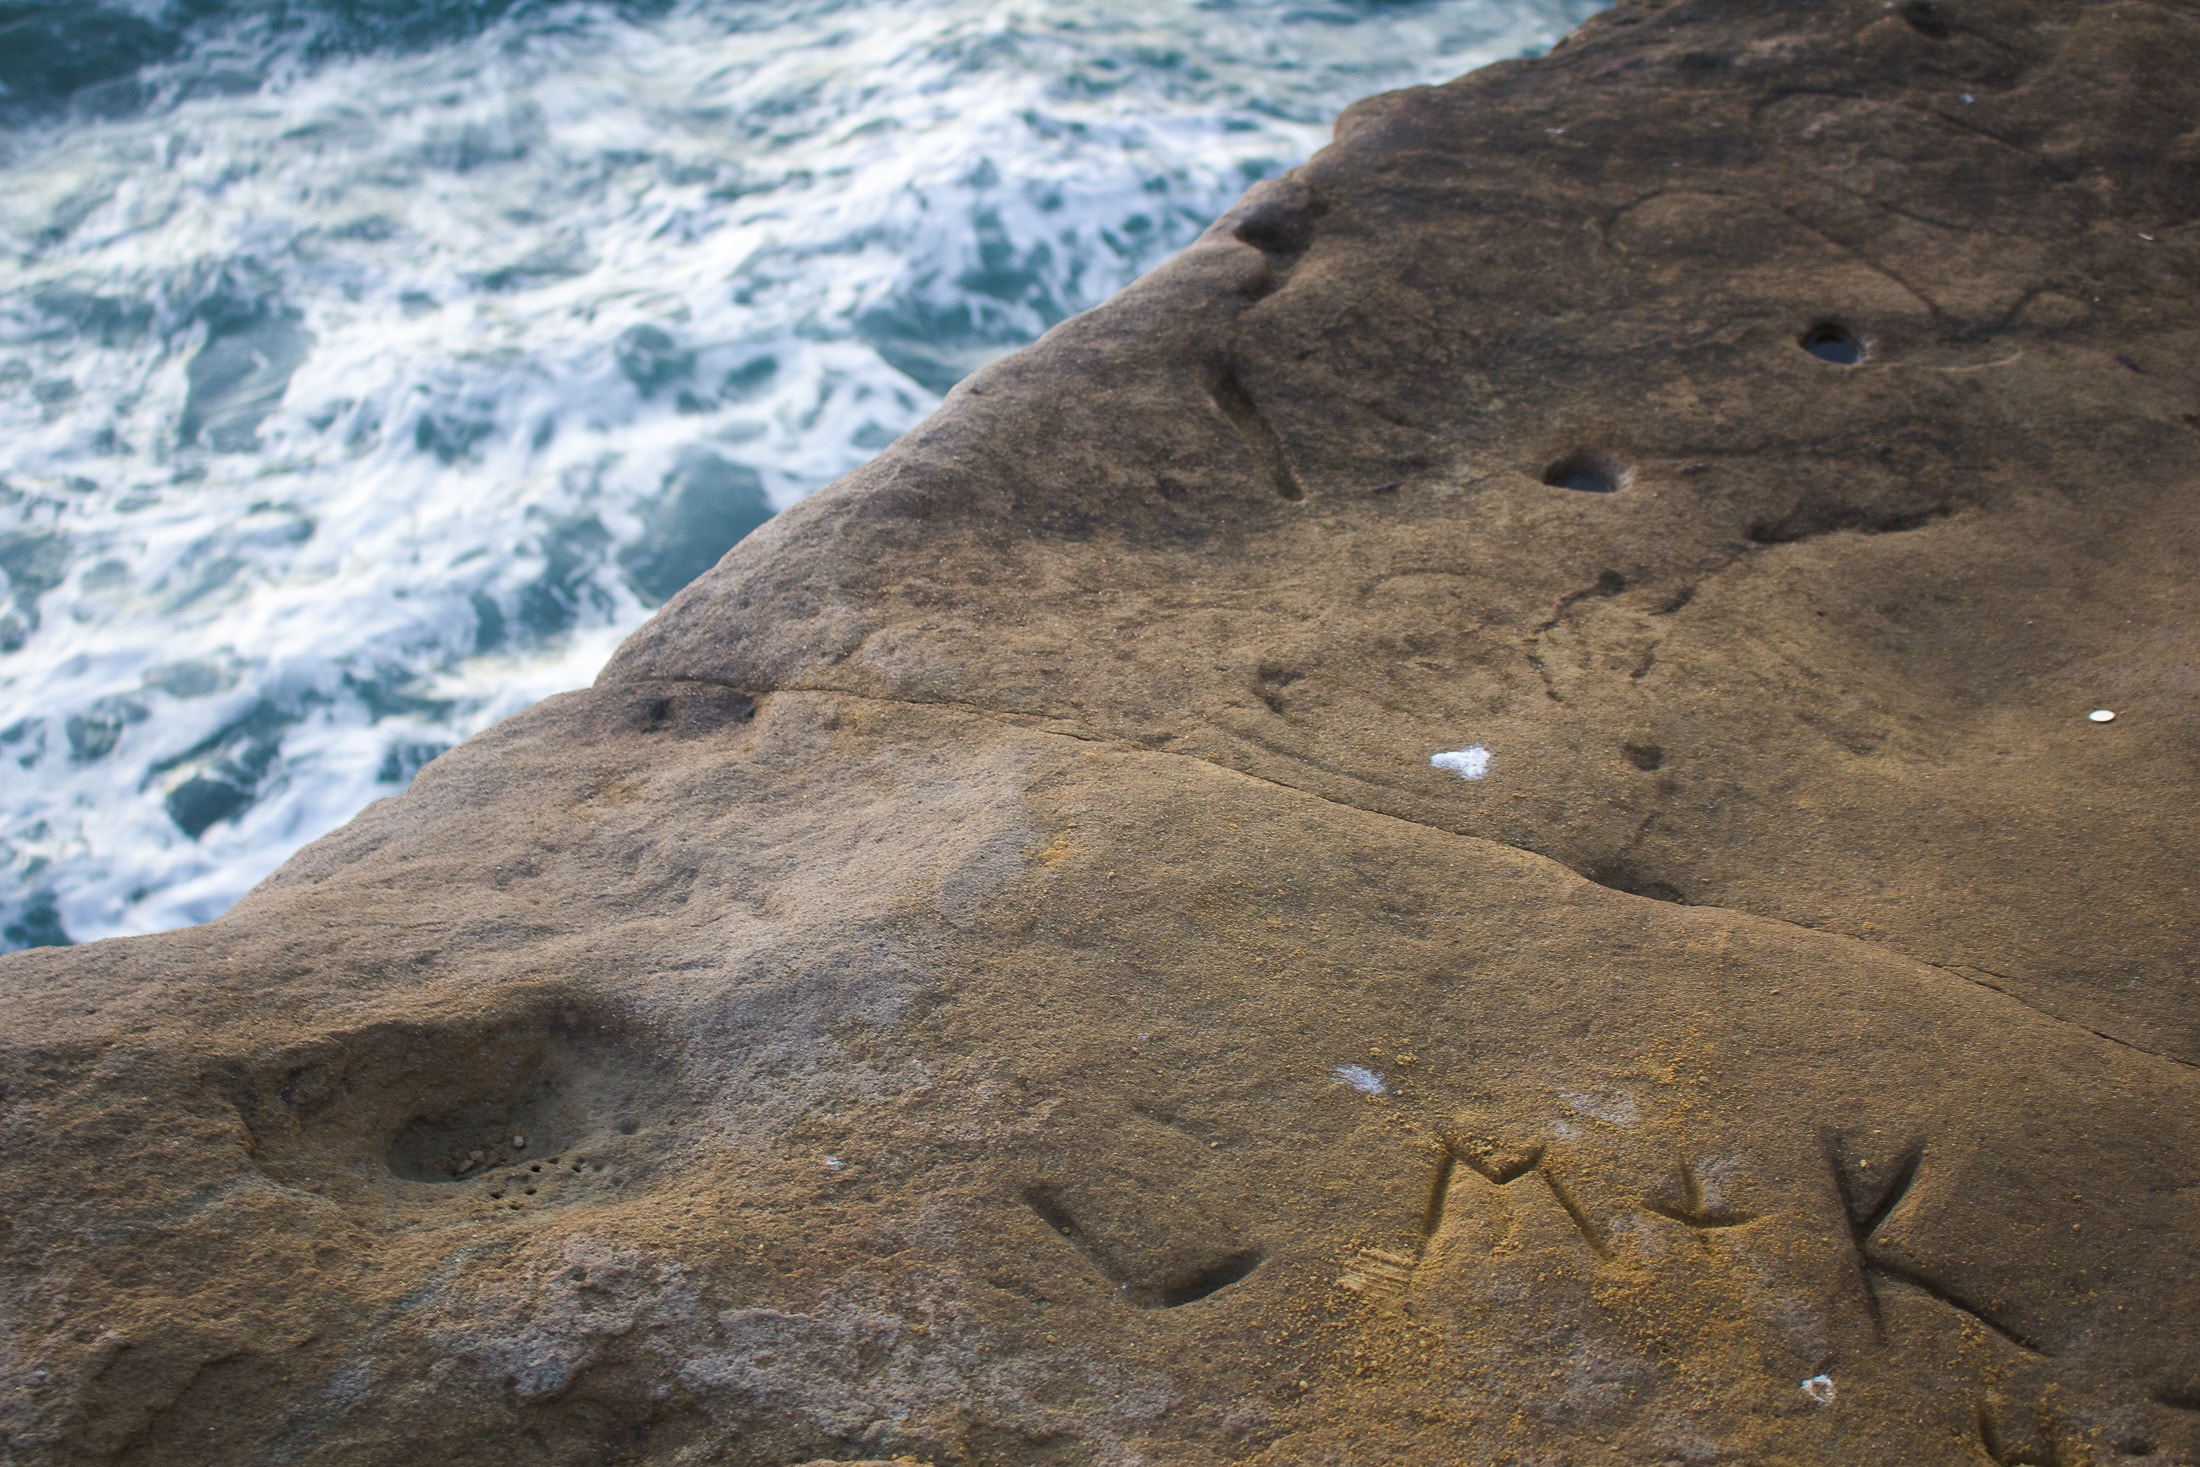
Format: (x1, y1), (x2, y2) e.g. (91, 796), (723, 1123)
(1745, 502), (1955, 545)
(1645, 1158), (1754, 1230)
(1208, 359), (1303, 502)
(1541, 1167), (1613, 1259)
(1156, 1249), (1263, 1307)
(1833, 1142), (2050, 1355)
(1420, 1149), (1457, 1241)
(1873, 1263), (2047, 1355)
(1452, 1139), (1544, 1187)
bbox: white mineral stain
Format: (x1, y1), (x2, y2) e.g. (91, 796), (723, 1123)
(1561, 1088), (1639, 1127)
(1431, 744), (1493, 780)
(1333, 1064), (1388, 1095)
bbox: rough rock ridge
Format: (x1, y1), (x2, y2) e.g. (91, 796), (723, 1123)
(5, 0), (2200, 1461)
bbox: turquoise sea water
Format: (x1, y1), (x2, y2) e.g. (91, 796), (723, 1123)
(0, 0), (1601, 948)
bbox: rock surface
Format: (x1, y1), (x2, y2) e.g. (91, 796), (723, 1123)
(5, 0), (2200, 1461)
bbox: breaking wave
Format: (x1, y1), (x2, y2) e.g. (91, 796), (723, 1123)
(0, 0), (1600, 948)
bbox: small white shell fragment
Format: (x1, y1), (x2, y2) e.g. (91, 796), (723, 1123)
(1431, 745), (1493, 780)
(1801, 1373), (1836, 1406)
(2089, 709), (2116, 723)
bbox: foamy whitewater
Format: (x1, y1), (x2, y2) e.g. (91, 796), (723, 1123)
(0, 0), (1599, 949)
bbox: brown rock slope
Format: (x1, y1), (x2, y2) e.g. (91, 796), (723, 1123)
(4, 0), (2199, 1460)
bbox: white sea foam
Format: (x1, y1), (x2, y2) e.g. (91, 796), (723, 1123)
(0, 0), (1600, 948)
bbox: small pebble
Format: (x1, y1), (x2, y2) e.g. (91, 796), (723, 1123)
(2089, 709), (2116, 723)
(512, 1135), (527, 1148)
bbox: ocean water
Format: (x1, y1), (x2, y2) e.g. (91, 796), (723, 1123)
(0, 0), (1601, 950)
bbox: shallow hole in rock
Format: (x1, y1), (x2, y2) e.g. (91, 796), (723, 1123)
(388, 1065), (576, 1184)
(1155, 1249), (1264, 1307)
(1026, 1182), (1261, 1308)
(1899, 0), (1953, 37)
(1800, 322), (1866, 364)
(1542, 452), (1629, 494)
(1584, 861), (1686, 905)
(244, 1001), (676, 1208)
(1026, 1184), (1080, 1238)
(2155, 1385), (2200, 1413)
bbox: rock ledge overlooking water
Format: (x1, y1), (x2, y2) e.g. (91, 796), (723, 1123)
(4, 0), (2199, 1460)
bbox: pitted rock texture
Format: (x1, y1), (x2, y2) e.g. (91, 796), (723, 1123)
(5, 0), (2200, 1463)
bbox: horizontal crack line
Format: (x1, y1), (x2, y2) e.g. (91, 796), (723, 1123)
(1932, 964), (2198, 1076)
(636, 677), (2198, 1072)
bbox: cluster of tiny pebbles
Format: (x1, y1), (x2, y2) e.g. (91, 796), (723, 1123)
(442, 1130), (531, 1181)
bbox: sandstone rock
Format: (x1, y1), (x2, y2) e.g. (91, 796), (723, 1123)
(5, 0), (2199, 1461)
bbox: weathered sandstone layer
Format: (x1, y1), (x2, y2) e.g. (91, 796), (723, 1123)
(5, 0), (2199, 1460)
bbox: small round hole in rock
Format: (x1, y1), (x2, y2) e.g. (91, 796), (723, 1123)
(1800, 322), (1865, 364)
(1898, 0), (1952, 38)
(1543, 454), (1627, 494)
